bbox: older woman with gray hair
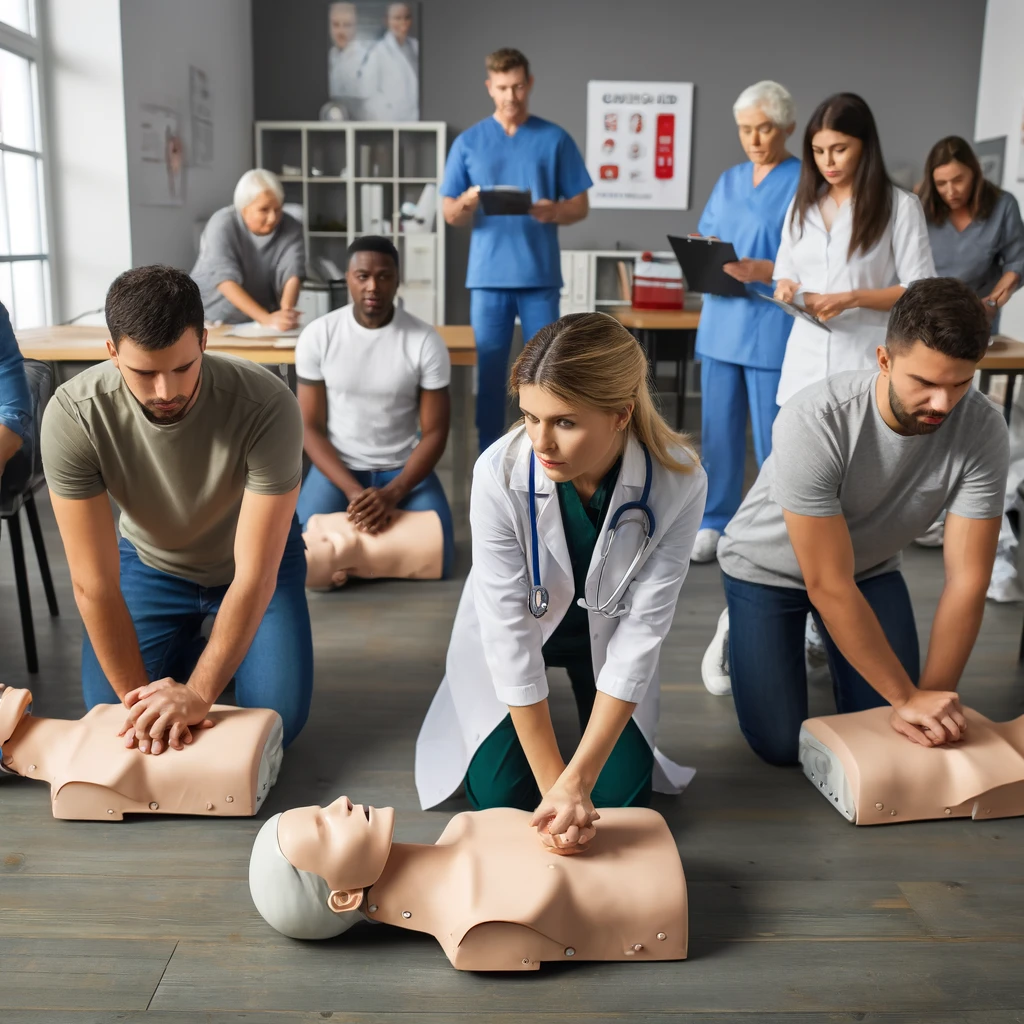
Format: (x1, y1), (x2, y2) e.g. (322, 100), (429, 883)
(191, 169), (306, 328)
(690, 80), (801, 567)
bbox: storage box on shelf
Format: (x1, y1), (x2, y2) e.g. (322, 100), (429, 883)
(255, 121), (446, 324)
(560, 249), (696, 316)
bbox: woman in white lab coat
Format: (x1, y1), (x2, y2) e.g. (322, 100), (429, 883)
(773, 93), (935, 405)
(358, 2), (419, 122)
(415, 313), (707, 848)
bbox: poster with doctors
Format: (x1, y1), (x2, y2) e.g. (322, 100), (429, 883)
(585, 81), (694, 210)
(326, 1), (420, 122)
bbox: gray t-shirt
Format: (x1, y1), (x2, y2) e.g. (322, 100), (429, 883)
(190, 206), (305, 324)
(718, 370), (1009, 589)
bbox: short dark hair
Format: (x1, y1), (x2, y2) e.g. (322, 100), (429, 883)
(486, 47), (529, 78)
(105, 265), (205, 351)
(347, 235), (399, 270)
(886, 278), (990, 363)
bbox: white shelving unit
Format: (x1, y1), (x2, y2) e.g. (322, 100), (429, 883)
(255, 120), (447, 324)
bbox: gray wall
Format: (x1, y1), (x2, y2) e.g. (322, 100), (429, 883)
(252, 0), (987, 323)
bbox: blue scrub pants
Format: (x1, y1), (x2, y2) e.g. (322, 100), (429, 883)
(470, 287), (562, 453)
(81, 520), (313, 748)
(723, 570), (919, 765)
(296, 464), (455, 579)
(700, 355), (781, 531)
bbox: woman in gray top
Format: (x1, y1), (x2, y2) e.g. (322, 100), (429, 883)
(919, 136), (1024, 330)
(191, 169), (306, 328)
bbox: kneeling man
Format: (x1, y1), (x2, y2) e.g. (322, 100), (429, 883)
(41, 266), (312, 753)
(706, 278), (1008, 764)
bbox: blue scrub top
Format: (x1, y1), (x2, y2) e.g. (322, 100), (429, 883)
(441, 115), (593, 290)
(694, 157), (801, 370)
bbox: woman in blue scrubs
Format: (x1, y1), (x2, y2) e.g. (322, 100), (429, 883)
(690, 81), (801, 564)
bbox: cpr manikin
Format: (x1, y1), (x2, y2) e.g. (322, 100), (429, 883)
(0, 685), (282, 820)
(303, 509), (443, 590)
(249, 796), (688, 971)
(799, 706), (1024, 824)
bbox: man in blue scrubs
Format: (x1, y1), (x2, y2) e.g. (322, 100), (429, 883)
(441, 47), (592, 453)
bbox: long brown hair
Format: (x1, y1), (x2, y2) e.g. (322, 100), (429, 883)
(509, 313), (698, 473)
(918, 135), (999, 226)
(792, 93), (892, 257)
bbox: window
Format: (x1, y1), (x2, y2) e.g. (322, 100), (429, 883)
(0, 1), (51, 329)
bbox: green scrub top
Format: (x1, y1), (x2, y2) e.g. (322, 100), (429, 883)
(542, 457), (622, 666)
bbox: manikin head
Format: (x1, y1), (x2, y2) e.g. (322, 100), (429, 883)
(346, 236), (400, 329)
(304, 513), (359, 589)
(104, 266), (207, 424)
(732, 80), (795, 167)
(485, 48), (532, 126)
(919, 135), (1000, 226)
(328, 1), (358, 49)
(0, 685), (32, 767)
(249, 796), (395, 939)
(876, 278), (990, 436)
(510, 312), (697, 487)
(234, 168), (285, 236)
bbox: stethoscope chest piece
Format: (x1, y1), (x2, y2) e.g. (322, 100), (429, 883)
(529, 585), (549, 619)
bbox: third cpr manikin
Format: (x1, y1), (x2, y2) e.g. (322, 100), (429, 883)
(249, 796), (688, 971)
(799, 706), (1024, 824)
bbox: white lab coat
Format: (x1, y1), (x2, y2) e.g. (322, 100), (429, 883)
(415, 429), (707, 810)
(774, 185), (935, 405)
(359, 32), (419, 122)
(328, 40), (369, 117)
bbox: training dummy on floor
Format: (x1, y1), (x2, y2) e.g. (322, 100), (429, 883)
(0, 684), (281, 820)
(800, 705), (1024, 825)
(303, 508), (443, 590)
(249, 794), (687, 972)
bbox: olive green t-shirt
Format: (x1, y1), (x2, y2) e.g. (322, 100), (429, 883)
(40, 353), (303, 586)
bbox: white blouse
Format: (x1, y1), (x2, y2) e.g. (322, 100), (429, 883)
(773, 185), (935, 405)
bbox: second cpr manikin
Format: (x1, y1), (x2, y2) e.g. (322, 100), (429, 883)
(799, 706), (1024, 824)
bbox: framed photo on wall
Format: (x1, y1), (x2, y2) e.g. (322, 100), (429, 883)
(326, 1), (420, 122)
(974, 135), (1006, 187)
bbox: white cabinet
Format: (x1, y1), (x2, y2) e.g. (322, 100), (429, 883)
(255, 120), (447, 324)
(559, 249), (677, 316)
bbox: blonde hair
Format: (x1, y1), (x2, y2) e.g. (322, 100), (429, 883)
(509, 313), (698, 474)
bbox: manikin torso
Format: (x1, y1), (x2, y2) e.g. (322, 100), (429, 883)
(363, 807), (687, 971)
(799, 706), (1024, 825)
(303, 509), (443, 590)
(0, 687), (282, 820)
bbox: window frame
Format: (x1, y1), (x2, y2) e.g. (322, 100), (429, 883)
(0, 0), (57, 328)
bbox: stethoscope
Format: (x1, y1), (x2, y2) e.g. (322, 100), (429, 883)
(528, 444), (656, 619)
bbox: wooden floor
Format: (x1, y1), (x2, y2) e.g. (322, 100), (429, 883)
(2, 397), (1024, 1022)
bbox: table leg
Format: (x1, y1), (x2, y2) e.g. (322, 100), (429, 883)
(1002, 372), (1017, 425)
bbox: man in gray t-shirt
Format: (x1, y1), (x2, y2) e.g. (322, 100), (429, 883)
(707, 278), (1008, 765)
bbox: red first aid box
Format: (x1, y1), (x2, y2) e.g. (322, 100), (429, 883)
(632, 254), (683, 310)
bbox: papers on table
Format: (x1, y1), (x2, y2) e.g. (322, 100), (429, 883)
(222, 322), (300, 346)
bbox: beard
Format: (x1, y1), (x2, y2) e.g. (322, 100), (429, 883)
(888, 378), (947, 435)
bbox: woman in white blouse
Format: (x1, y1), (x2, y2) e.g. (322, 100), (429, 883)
(773, 93), (935, 405)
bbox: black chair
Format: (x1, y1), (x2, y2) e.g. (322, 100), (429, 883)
(0, 359), (59, 673)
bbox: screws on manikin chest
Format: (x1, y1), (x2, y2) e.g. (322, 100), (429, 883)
(875, 802), (883, 810)
(225, 796), (234, 803)
(149, 802), (159, 810)
(657, 932), (667, 941)
(402, 910), (412, 919)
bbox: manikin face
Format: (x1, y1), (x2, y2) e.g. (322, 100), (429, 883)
(387, 3), (412, 44)
(329, 2), (357, 49)
(518, 383), (632, 485)
(735, 106), (792, 166)
(107, 328), (206, 424)
(877, 340), (977, 436)
(811, 129), (863, 190)
(241, 191), (283, 236)
(486, 67), (532, 123)
(932, 160), (974, 213)
(278, 795), (396, 897)
(304, 513), (359, 589)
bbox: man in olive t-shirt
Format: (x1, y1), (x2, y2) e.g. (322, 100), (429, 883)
(40, 265), (312, 753)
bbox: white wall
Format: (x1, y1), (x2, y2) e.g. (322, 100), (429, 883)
(119, 0), (254, 269)
(975, 0), (1024, 338)
(42, 0), (132, 324)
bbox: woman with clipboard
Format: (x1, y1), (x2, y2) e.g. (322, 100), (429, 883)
(689, 81), (801, 565)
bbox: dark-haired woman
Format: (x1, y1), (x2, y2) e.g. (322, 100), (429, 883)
(773, 93), (935, 405)
(920, 135), (1024, 331)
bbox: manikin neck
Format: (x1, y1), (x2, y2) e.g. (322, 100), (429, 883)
(2, 716), (65, 782)
(364, 841), (461, 924)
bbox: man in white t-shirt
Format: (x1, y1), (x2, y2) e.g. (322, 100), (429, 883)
(295, 236), (453, 576)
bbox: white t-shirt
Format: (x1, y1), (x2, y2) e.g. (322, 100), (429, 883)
(295, 304), (451, 470)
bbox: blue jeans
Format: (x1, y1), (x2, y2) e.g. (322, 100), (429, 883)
(700, 356), (780, 531)
(722, 570), (920, 765)
(296, 464), (454, 579)
(81, 519), (313, 747)
(470, 287), (562, 453)
(0, 301), (32, 444)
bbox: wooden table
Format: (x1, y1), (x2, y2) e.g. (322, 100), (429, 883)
(978, 335), (1024, 424)
(610, 307), (701, 430)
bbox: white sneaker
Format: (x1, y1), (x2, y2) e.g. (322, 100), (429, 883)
(691, 528), (722, 563)
(987, 547), (1022, 603)
(701, 608), (732, 696)
(805, 613), (828, 669)
(914, 518), (945, 548)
